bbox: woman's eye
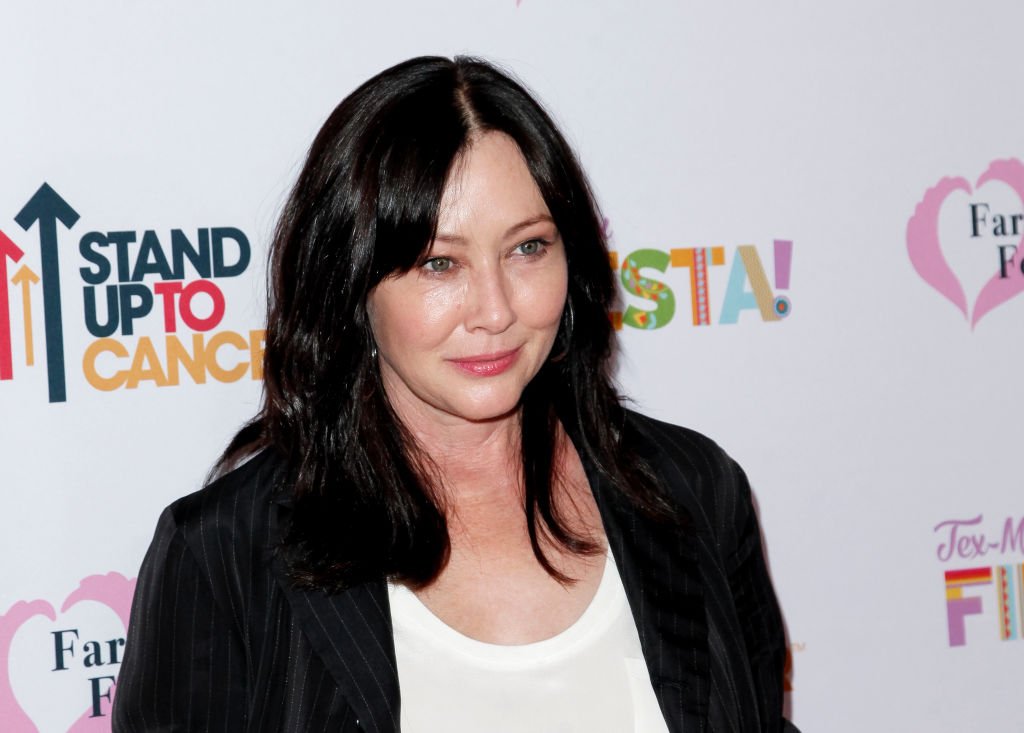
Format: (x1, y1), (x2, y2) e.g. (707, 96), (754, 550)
(423, 257), (453, 273)
(515, 239), (546, 256)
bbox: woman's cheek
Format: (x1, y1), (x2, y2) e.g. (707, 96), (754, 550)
(518, 269), (568, 326)
(422, 279), (464, 310)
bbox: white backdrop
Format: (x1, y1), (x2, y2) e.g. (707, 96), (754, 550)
(2, 2), (1022, 731)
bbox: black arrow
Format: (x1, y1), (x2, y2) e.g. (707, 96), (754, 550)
(15, 183), (79, 403)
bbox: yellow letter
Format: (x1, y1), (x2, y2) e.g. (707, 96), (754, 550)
(249, 329), (266, 380)
(165, 333), (207, 385)
(207, 331), (248, 383)
(125, 337), (170, 389)
(83, 338), (130, 392)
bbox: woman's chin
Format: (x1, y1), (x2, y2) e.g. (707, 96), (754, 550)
(452, 403), (521, 425)
(437, 392), (524, 425)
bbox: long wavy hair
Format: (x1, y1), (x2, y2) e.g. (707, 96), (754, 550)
(217, 56), (673, 592)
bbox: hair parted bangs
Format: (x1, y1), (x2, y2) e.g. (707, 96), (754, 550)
(215, 55), (673, 592)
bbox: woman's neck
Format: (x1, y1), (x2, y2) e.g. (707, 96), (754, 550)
(383, 389), (523, 504)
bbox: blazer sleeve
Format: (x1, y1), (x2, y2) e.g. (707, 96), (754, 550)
(112, 507), (249, 732)
(719, 456), (795, 733)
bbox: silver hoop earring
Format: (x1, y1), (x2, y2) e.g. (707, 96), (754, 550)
(370, 344), (378, 359)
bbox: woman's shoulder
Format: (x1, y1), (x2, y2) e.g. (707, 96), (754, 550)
(134, 448), (288, 620)
(159, 447), (286, 557)
(621, 408), (738, 475)
(170, 447), (282, 520)
(620, 408), (753, 524)
(622, 406), (720, 450)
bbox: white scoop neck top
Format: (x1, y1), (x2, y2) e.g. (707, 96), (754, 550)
(387, 552), (670, 732)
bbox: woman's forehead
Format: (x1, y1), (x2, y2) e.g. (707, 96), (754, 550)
(435, 132), (551, 239)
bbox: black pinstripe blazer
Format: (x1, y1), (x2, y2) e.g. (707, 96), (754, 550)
(112, 411), (797, 732)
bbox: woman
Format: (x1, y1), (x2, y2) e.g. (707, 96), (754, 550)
(113, 56), (796, 732)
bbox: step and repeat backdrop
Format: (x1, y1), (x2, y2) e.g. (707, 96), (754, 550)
(1, 2), (1021, 731)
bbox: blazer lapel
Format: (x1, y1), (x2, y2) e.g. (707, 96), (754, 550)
(580, 448), (711, 732)
(276, 574), (399, 733)
(271, 500), (400, 733)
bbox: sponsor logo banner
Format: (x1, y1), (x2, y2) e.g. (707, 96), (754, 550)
(0, 183), (264, 403)
(907, 158), (1024, 327)
(935, 514), (1024, 646)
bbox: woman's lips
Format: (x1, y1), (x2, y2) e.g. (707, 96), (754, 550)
(448, 348), (520, 376)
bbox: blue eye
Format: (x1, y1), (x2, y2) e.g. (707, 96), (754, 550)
(423, 257), (453, 273)
(516, 239), (546, 256)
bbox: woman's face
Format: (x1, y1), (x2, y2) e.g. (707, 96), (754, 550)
(368, 131), (568, 426)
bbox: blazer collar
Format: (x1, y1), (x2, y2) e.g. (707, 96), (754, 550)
(570, 421), (711, 732)
(271, 501), (400, 733)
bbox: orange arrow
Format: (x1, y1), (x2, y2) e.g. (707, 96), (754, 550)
(11, 264), (39, 366)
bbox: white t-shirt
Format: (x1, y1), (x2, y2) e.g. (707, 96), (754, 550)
(388, 553), (670, 732)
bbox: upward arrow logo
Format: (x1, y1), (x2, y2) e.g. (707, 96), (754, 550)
(0, 230), (25, 381)
(14, 183), (80, 403)
(12, 265), (40, 367)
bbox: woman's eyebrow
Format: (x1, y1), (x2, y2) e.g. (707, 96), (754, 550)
(432, 232), (468, 244)
(434, 214), (554, 245)
(503, 214), (554, 239)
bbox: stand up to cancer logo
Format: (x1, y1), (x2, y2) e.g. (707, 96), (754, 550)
(0, 183), (264, 403)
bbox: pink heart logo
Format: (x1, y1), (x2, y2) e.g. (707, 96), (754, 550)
(0, 573), (135, 732)
(906, 158), (1024, 328)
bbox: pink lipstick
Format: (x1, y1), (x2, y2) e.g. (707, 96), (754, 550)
(448, 348), (520, 377)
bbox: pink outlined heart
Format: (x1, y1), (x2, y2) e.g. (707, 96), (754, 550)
(0, 573), (136, 732)
(906, 158), (1024, 328)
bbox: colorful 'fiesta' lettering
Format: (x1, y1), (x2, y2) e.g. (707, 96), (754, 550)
(944, 564), (1024, 645)
(83, 329), (265, 390)
(610, 239), (793, 329)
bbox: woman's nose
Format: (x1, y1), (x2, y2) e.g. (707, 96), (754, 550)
(464, 266), (516, 333)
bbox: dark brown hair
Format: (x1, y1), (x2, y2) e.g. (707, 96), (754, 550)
(217, 56), (671, 592)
